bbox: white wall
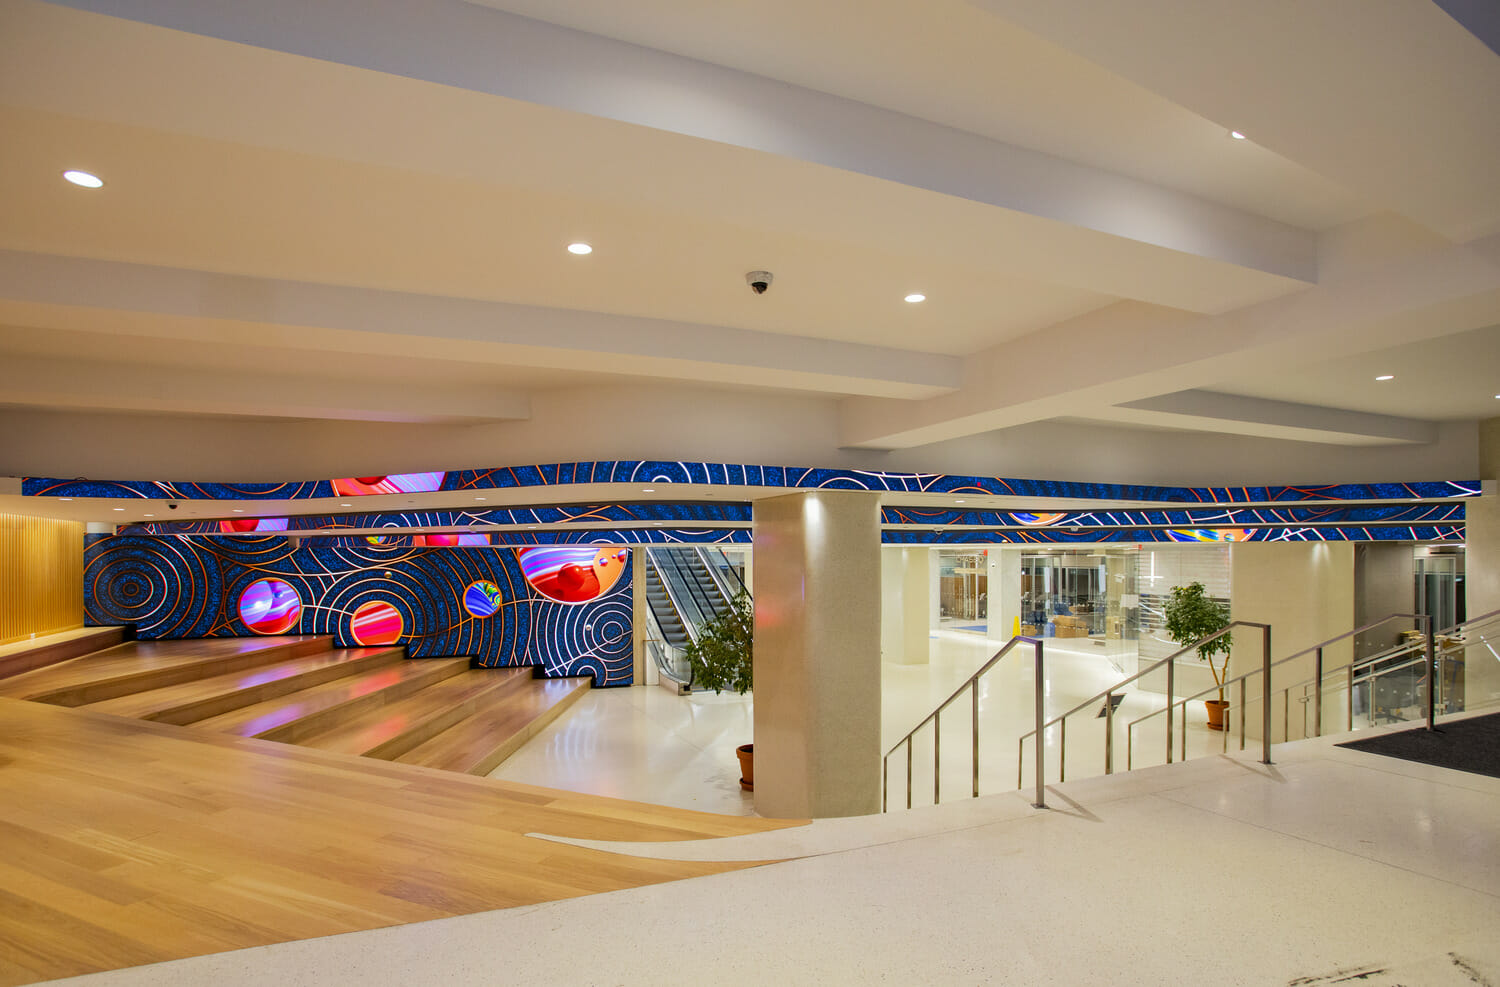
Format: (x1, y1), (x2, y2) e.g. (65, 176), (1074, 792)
(0, 390), (1479, 488)
(1230, 542), (1355, 742)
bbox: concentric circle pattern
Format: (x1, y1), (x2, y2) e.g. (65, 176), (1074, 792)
(84, 534), (634, 685)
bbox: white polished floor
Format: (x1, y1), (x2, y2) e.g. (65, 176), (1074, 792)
(54, 722), (1500, 986)
(492, 629), (1244, 815)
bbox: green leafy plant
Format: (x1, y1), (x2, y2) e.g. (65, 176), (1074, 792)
(1163, 581), (1232, 700)
(682, 590), (754, 695)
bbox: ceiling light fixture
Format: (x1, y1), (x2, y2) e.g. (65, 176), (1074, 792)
(1376, 375), (1395, 381)
(340, 502), (351, 507)
(1228, 130), (1247, 140)
(58, 497), (72, 502)
(63, 169), (104, 188)
(474, 497), (486, 501)
(112, 507), (124, 511)
(232, 509), (244, 513)
(567, 242), (592, 255)
(904, 293), (926, 303)
(642, 488), (655, 493)
(954, 499), (966, 504)
(144, 513), (154, 517)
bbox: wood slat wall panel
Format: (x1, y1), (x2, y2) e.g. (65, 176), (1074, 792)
(0, 515), (84, 646)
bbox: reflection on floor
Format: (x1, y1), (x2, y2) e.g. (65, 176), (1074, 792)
(64, 723), (1500, 986)
(491, 630), (1231, 816)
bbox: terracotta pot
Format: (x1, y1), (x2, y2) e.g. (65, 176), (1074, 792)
(736, 743), (754, 791)
(1205, 699), (1229, 731)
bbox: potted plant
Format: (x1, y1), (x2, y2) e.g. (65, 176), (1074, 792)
(682, 590), (756, 789)
(1163, 581), (1232, 730)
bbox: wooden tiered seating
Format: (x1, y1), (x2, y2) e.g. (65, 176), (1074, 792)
(0, 625), (128, 681)
(0, 633), (594, 776)
(0, 697), (799, 986)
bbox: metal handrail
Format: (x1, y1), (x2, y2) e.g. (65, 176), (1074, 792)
(882, 634), (1046, 811)
(695, 546), (748, 602)
(644, 548), (703, 646)
(1126, 612), (1427, 761)
(1017, 621), (1271, 784)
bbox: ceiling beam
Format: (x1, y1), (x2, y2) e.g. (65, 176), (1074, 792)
(0, 251), (960, 400)
(840, 240), (1500, 449)
(1111, 390), (1437, 446)
(0, 354), (532, 424)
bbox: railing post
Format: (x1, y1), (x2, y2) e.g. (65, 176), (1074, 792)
(906, 741), (912, 810)
(1033, 641), (1046, 809)
(1346, 664), (1354, 733)
(1060, 718), (1067, 783)
(1261, 623), (1273, 765)
(882, 755), (888, 813)
(1104, 691), (1114, 775)
(971, 680), (980, 799)
(1238, 677), (1246, 751)
(933, 710), (941, 806)
(1314, 646), (1323, 737)
(1423, 614), (1436, 731)
(1165, 656), (1175, 764)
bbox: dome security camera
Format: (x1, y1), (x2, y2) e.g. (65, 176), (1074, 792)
(746, 270), (773, 294)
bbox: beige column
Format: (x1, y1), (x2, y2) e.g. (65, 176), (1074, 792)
(880, 547), (931, 665)
(1464, 417), (1500, 706)
(1230, 542), (1354, 741)
(753, 490), (882, 818)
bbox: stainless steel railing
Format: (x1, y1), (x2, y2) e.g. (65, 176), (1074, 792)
(882, 634), (1045, 811)
(1125, 613), (1431, 767)
(1020, 621), (1273, 789)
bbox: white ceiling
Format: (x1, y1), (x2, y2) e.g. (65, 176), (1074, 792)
(0, 0), (1497, 502)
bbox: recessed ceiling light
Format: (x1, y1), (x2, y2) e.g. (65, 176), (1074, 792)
(954, 499), (965, 504)
(529, 525), (538, 529)
(58, 497), (72, 502)
(63, 169), (104, 188)
(1375, 375), (1395, 381)
(1229, 131), (1247, 140)
(474, 496), (486, 501)
(340, 502), (351, 507)
(112, 507), (124, 511)
(642, 488), (655, 493)
(232, 509), (244, 513)
(904, 293), (926, 303)
(567, 242), (592, 255)
(144, 513), (154, 517)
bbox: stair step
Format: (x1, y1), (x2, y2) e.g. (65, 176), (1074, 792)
(292, 668), (534, 761)
(0, 626), (129, 682)
(395, 675), (590, 776)
(84, 646), (407, 725)
(0, 636), (329, 706)
(191, 657), (472, 741)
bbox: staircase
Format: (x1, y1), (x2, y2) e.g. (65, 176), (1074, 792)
(0, 633), (589, 775)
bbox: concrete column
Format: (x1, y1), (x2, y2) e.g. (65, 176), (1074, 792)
(753, 490), (882, 818)
(1230, 543), (1354, 741)
(1464, 417), (1500, 706)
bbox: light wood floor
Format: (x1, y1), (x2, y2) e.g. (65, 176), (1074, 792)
(0, 697), (802, 986)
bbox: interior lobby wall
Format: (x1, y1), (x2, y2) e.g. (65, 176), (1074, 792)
(0, 513), (83, 645)
(1231, 542), (1356, 741)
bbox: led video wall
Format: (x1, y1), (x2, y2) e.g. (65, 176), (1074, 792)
(84, 535), (634, 685)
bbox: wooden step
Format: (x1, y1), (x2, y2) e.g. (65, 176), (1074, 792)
(190, 657), (473, 742)
(83, 646), (408, 725)
(395, 674), (590, 775)
(0, 635), (330, 706)
(292, 667), (535, 761)
(0, 626), (128, 682)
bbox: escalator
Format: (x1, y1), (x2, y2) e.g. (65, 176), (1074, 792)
(643, 547), (748, 691)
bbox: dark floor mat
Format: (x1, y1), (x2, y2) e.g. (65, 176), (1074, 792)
(1337, 711), (1500, 779)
